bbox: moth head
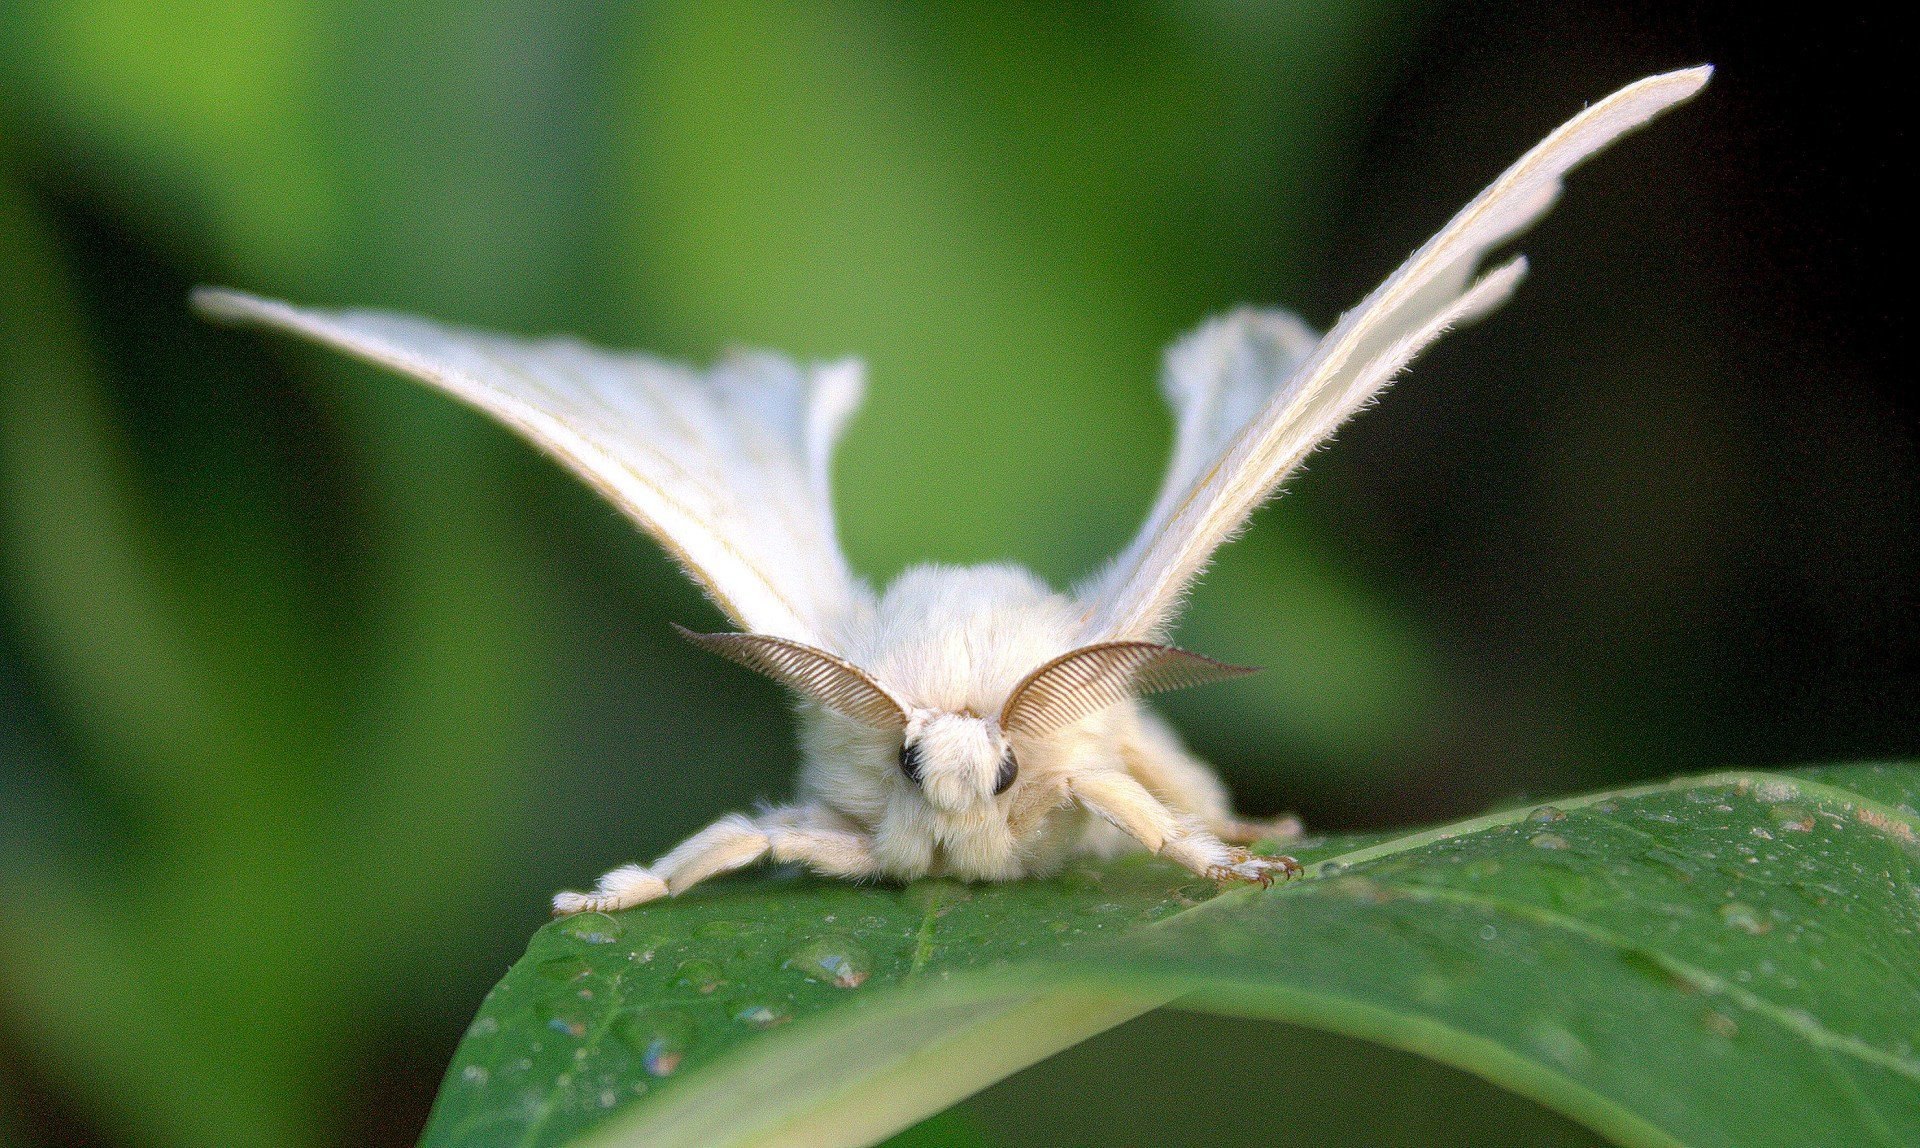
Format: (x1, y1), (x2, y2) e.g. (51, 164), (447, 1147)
(676, 628), (1254, 816)
(677, 625), (1013, 813)
(898, 710), (1016, 813)
(998, 641), (1257, 740)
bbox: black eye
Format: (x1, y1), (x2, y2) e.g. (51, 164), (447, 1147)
(898, 740), (923, 783)
(993, 748), (1018, 795)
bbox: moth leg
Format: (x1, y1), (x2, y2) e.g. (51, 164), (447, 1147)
(552, 805), (878, 915)
(1069, 772), (1299, 887)
(552, 862), (670, 916)
(1120, 708), (1304, 848)
(654, 806), (882, 889)
(551, 813), (765, 915)
(1215, 814), (1305, 846)
(1069, 771), (1179, 854)
(759, 806), (882, 880)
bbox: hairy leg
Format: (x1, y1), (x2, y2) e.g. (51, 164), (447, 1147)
(1120, 708), (1303, 847)
(1069, 770), (1299, 886)
(552, 805), (880, 915)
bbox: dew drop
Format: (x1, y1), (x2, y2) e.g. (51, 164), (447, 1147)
(730, 998), (794, 1029)
(1719, 901), (1771, 935)
(1751, 779), (1801, 804)
(1528, 832), (1571, 851)
(1478, 924), (1498, 942)
(467, 1016), (499, 1038)
(784, 935), (872, 988)
(1701, 1009), (1739, 1039)
(1318, 861), (1348, 878)
(1172, 882), (1216, 905)
(1526, 1018), (1591, 1069)
(1527, 805), (1567, 824)
(558, 913), (623, 945)
(673, 958), (725, 995)
(615, 1009), (694, 1078)
(1768, 804), (1816, 833)
(537, 999), (589, 1039)
(461, 1064), (489, 1087)
(1592, 800), (1619, 814)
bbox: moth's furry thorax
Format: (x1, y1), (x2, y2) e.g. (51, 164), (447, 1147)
(845, 563), (1080, 713)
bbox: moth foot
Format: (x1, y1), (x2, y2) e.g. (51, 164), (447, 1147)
(552, 864), (668, 916)
(1206, 850), (1302, 889)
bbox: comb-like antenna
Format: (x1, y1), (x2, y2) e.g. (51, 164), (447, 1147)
(999, 641), (1256, 738)
(674, 626), (908, 730)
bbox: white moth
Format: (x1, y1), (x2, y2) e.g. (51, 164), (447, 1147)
(195, 67), (1710, 915)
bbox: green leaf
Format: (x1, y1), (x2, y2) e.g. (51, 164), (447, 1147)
(419, 765), (1920, 1148)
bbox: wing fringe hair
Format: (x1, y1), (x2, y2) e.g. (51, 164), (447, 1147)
(1076, 66), (1711, 642)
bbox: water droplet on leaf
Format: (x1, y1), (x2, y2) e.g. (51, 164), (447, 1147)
(615, 1009), (694, 1077)
(1768, 804), (1815, 832)
(730, 998), (793, 1029)
(1526, 1018), (1590, 1069)
(1719, 902), (1771, 935)
(1529, 832), (1571, 851)
(537, 999), (589, 1038)
(674, 958), (724, 994)
(558, 913), (623, 945)
(785, 936), (872, 988)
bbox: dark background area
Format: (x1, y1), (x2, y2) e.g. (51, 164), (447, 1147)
(1, 2), (1911, 1145)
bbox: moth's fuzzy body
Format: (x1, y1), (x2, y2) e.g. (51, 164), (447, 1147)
(191, 67), (1713, 915)
(802, 562), (1125, 882)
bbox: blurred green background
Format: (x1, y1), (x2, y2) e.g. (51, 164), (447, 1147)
(0, 2), (1911, 1145)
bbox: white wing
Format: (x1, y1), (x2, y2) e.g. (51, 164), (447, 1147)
(1078, 66), (1711, 642)
(194, 289), (872, 647)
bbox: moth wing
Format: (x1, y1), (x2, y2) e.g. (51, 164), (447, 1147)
(1105, 304), (1321, 622)
(1078, 66), (1711, 641)
(194, 289), (872, 646)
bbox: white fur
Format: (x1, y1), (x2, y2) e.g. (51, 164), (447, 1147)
(190, 68), (1712, 913)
